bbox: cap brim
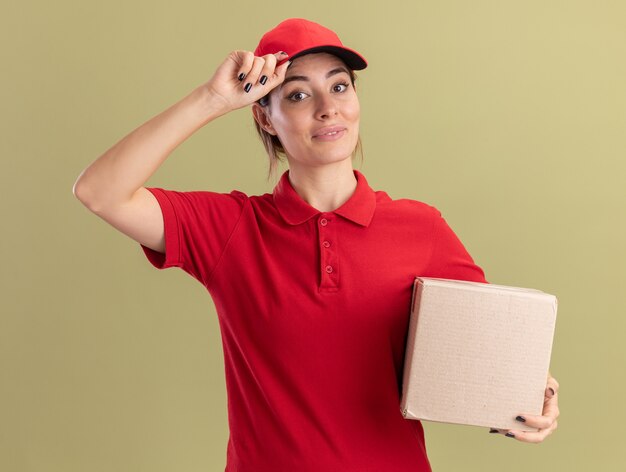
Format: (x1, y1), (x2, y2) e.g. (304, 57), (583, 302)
(284, 45), (368, 70)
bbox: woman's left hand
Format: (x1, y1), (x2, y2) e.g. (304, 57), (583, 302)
(489, 373), (560, 443)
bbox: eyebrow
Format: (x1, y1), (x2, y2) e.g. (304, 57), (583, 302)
(281, 67), (351, 87)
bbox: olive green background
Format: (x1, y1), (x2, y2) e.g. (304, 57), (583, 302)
(2, 0), (624, 470)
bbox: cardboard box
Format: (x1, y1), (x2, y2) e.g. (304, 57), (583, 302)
(400, 278), (557, 431)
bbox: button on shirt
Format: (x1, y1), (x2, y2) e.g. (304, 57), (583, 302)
(140, 169), (486, 472)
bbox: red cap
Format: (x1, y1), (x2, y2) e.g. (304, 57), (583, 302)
(254, 18), (367, 70)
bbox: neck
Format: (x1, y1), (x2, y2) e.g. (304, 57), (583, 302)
(287, 160), (358, 212)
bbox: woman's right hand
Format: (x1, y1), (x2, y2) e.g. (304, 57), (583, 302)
(201, 50), (291, 114)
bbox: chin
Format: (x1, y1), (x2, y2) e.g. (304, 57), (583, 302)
(288, 137), (358, 165)
(319, 145), (356, 161)
(323, 137), (358, 158)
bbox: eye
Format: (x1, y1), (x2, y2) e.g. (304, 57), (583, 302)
(287, 91), (309, 102)
(333, 82), (349, 93)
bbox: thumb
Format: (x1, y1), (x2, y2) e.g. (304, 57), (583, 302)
(274, 59), (291, 83)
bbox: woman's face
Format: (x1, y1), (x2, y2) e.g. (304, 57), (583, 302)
(261, 52), (360, 168)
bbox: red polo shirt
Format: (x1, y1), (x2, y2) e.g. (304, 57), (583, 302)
(140, 169), (486, 472)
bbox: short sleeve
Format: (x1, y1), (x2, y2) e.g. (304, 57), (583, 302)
(140, 187), (247, 285)
(426, 209), (488, 283)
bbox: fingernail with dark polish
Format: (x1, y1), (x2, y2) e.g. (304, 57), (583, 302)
(260, 75), (268, 85)
(238, 73), (245, 81)
(516, 416), (526, 422)
(505, 432), (516, 438)
(244, 83), (252, 93)
(489, 428), (499, 434)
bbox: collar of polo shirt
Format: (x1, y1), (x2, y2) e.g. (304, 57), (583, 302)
(272, 169), (377, 227)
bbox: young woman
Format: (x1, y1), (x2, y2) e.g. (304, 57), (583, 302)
(73, 18), (559, 471)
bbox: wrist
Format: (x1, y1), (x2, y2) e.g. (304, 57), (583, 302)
(186, 85), (232, 125)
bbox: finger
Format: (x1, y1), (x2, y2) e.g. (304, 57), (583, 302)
(259, 51), (289, 91)
(256, 53), (281, 87)
(242, 56), (267, 93)
(487, 427), (514, 438)
(542, 387), (560, 419)
(508, 419), (558, 444)
(546, 375), (559, 396)
(515, 390), (560, 430)
(275, 50), (290, 67)
(255, 58), (291, 101)
(266, 52), (290, 81)
(544, 397), (560, 419)
(235, 51), (255, 82)
(515, 412), (557, 430)
(268, 58), (291, 87)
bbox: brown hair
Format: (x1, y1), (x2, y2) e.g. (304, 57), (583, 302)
(253, 67), (364, 183)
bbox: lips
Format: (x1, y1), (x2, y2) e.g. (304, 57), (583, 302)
(312, 126), (347, 138)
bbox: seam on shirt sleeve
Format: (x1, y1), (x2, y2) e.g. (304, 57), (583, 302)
(204, 192), (250, 288)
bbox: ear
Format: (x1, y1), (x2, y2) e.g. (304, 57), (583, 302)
(252, 103), (277, 136)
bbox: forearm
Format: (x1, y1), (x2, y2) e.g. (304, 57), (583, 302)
(73, 85), (229, 211)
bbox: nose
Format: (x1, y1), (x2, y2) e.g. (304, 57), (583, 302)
(314, 93), (338, 120)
